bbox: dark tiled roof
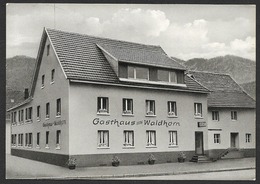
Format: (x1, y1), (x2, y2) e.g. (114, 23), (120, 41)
(46, 28), (208, 93)
(6, 89), (25, 110)
(189, 71), (255, 108)
(98, 43), (185, 70)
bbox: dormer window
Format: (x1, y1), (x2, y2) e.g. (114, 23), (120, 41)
(158, 69), (177, 83)
(128, 66), (149, 80)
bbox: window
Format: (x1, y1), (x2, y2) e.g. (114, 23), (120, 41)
(123, 98), (133, 115)
(214, 134), (221, 144)
(37, 106), (41, 120)
(28, 133), (33, 148)
(42, 75), (45, 87)
(168, 101), (177, 116)
(212, 111), (219, 121)
(46, 103), (50, 118)
(56, 130), (61, 148)
(194, 103), (202, 117)
(97, 130), (109, 148)
(25, 133), (28, 147)
(25, 107), (33, 121)
(13, 111), (17, 123)
(146, 100), (155, 116)
(56, 98), (61, 116)
(128, 66), (149, 80)
(246, 134), (251, 143)
(231, 111), (237, 120)
(123, 131), (134, 147)
(11, 134), (17, 146)
(169, 131), (178, 146)
(18, 134), (23, 147)
(46, 131), (49, 148)
(97, 97), (109, 114)
(21, 109), (24, 122)
(146, 131), (156, 146)
(21, 134), (23, 146)
(51, 69), (55, 83)
(37, 132), (40, 147)
(47, 44), (50, 56)
(157, 70), (177, 83)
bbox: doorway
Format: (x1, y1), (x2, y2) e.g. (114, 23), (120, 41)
(195, 132), (204, 155)
(230, 133), (239, 148)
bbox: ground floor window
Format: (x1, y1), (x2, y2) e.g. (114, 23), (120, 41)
(18, 134), (23, 146)
(36, 132), (40, 147)
(56, 130), (61, 149)
(123, 130), (134, 147)
(46, 131), (49, 148)
(246, 133), (251, 143)
(11, 134), (17, 146)
(98, 130), (109, 148)
(214, 134), (221, 144)
(169, 131), (177, 146)
(146, 130), (156, 146)
(28, 133), (33, 148)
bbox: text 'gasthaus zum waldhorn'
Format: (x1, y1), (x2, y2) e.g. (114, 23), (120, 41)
(93, 118), (180, 127)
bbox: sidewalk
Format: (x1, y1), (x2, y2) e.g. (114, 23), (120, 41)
(6, 154), (255, 179)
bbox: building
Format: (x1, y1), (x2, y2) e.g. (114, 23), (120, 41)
(8, 28), (213, 167)
(189, 71), (255, 159)
(8, 28), (255, 167)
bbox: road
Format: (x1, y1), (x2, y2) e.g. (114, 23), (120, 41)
(123, 169), (255, 180)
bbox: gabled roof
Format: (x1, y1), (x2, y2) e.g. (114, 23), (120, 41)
(189, 71), (255, 108)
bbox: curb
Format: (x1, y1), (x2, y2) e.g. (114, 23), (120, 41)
(32, 167), (255, 180)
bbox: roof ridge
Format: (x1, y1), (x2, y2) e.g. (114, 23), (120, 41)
(188, 70), (231, 76)
(46, 28), (161, 49)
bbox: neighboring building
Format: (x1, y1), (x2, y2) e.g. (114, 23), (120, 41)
(189, 71), (255, 158)
(8, 28), (211, 167)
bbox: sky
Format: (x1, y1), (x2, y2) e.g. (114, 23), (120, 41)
(6, 4), (256, 61)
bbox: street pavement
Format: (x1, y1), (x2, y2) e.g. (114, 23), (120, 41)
(6, 154), (255, 179)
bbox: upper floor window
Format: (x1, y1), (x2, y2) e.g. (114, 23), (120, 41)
(212, 111), (219, 121)
(214, 134), (221, 144)
(146, 100), (155, 116)
(231, 111), (237, 120)
(25, 107), (33, 121)
(37, 106), (41, 120)
(97, 97), (109, 114)
(51, 69), (55, 83)
(123, 130), (134, 147)
(36, 132), (40, 147)
(128, 66), (149, 80)
(194, 103), (202, 117)
(46, 131), (49, 148)
(123, 98), (133, 115)
(41, 75), (45, 88)
(169, 131), (178, 146)
(56, 98), (61, 116)
(168, 101), (177, 116)
(28, 133), (33, 148)
(158, 69), (177, 83)
(246, 133), (251, 143)
(11, 134), (17, 146)
(146, 130), (156, 147)
(97, 130), (109, 148)
(47, 44), (50, 56)
(46, 103), (50, 118)
(13, 111), (17, 123)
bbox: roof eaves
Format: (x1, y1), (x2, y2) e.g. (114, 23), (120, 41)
(7, 97), (33, 112)
(186, 74), (211, 92)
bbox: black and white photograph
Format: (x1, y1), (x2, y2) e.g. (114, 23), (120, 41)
(5, 3), (256, 180)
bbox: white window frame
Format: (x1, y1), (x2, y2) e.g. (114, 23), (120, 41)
(212, 111), (219, 121)
(41, 75), (45, 88)
(231, 111), (237, 121)
(146, 130), (156, 147)
(214, 134), (221, 144)
(97, 130), (109, 148)
(128, 66), (149, 81)
(146, 100), (156, 116)
(169, 131), (178, 146)
(194, 103), (202, 117)
(123, 98), (133, 115)
(123, 130), (134, 147)
(97, 97), (109, 114)
(168, 101), (177, 117)
(246, 133), (251, 143)
(28, 133), (33, 148)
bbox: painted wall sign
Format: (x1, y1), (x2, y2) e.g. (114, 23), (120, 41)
(43, 120), (66, 127)
(93, 118), (180, 127)
(198, 121), (207, 127)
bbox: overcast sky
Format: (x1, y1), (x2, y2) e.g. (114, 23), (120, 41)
(6, 4), (256, 61)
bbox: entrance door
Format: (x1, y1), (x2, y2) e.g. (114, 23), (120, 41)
(195, 132), (204, 155)
(230, 133), (239, 148)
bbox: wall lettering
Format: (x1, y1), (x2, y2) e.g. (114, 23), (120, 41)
(43, 120), (66, 127)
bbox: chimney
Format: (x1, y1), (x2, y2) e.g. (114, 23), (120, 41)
(24, 88), (29, 99)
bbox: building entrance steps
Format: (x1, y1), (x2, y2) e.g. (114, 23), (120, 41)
(190, 155), (211, 163)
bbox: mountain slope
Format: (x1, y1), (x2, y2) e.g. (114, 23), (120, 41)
(184, 55), (255, 84)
